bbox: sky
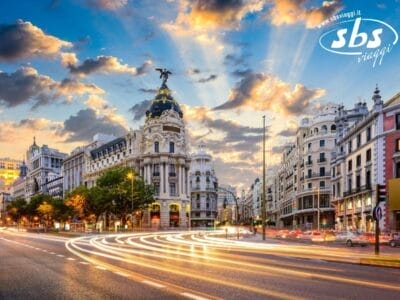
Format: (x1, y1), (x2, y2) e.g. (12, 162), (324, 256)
(1, 0), (400, 191)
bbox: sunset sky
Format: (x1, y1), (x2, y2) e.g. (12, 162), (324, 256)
(1, 0), (400, 189)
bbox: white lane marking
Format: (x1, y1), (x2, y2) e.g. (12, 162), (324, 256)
(67, 257), (75, 261)
(141, 280), (166, 289)
(79, 261), (89, 265)
(35, 248), (41, 250)
(180, 292), (210, 300)
(57, 254), (64, 257)
(116, 240), (125, 244)
(114, 271), (129, 277)
(50, 252), (55, 255)
(42, 250), (48, 252)
(95, 266), (107, 270)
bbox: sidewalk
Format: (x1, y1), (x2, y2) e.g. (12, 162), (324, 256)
(240, 233), (400, 268)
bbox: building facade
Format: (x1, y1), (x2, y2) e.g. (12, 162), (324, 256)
(383, 92), (400, 232)
(26, 138), (67, 201)
(217, 184), (237, 224)
(189, 142), (218, 227)
(331, 88), (385, 232)
(0, 158), (21, 192)
(82, 78), (191, 229)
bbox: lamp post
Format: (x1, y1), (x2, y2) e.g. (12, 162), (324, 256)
(127, 171), (134, 229)
(262, 115), (266, 240)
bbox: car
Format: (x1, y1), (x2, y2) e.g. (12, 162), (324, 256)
(336, 231), (368, 247)
(275, 230), (290, 238)
(287, 230), (302, 239)
(389, 235), (400, 247)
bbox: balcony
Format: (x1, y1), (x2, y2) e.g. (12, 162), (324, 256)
(306, 160), (313, 166)
(343, 185), (372, 197)
(168, 172), (176, 177)
(152, 172), (160, 177)
(317, 158), (326, 163)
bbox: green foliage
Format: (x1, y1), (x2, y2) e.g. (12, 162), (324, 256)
(6, 198), (27, 221)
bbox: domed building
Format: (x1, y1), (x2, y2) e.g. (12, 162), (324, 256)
(139, 79), (191, 228)
(82, 71), (191, 229)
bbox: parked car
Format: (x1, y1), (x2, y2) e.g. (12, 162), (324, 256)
(389, 235), (400, 247)
(287, 230), (302, 239)
(363, 232), (391, 244)
(336, 231), (368, 247)
(275, 230), (290, 238)
(299, 230), (324, 241)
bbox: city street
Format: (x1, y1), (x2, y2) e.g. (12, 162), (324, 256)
(1, 229), (399, 299)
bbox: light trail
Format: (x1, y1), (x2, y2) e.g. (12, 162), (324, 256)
(64, 231), (400, 296)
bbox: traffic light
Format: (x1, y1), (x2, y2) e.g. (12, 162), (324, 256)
(377, 184), (386, 202)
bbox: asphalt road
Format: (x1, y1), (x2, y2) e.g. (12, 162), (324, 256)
(1, 229), (399, 300)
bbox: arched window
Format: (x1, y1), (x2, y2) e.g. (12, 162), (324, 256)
(196, 176), (200, 182)
(314, 128), (319, 134)
(169, 142), (174, 153)
(331, 124), (336, 132)
(321, 125), (327, 133)
(154, 141), (159, 153)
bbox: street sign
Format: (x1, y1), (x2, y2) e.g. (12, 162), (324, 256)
(373, 206), (382, 221)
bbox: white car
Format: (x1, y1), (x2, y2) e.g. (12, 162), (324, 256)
(336, 231), (368, 247)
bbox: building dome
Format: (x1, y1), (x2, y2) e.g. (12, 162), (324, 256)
(146, 84), (183, 119)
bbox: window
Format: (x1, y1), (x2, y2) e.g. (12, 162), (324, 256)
(348, 178), (352, 192)
(396, 162), (400, 178)
(320, 167), (325, 176)
(348, 160), (352, 171)
(348, 141), (352, 153)
(331, 124), (336, 132)
(320, 140), (325, 147)
(308, 182), (312, 189)
(153, 164), (160, 176)
(154, 183), (160, 196)
(356, 175), (361, 189)
(320, 181), (325, 188)
(337, 183), (341, 195)
(356, 154), (361, 167)
(319, 152), (325, 162)
(366, 127), (371, 141)
(154, 141), (159, 153)
(396, 113), (400, 130)
(308, 143), (312, 150)
(396, 139), (400, 152)
(308, 169), (312, 178)
(308, 155), (312, 164)
(356, 134), (361, 148)
(366, 171), (371, 188)
(169, 183), (176, 196)
(366, 149), (372, 161)
(169, 142), (175, 153)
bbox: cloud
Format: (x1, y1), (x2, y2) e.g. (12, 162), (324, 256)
(197, 74), (217, 83)
(183, 105), (265, 159)
(129, 99), (152, 121)
(61, 108), (128, 142)
(84, 94), (128, 127)
(213, 71), (325, 115)
(224, 53), (247, 66)
(231, 68), (252, 78)
(0, 20), (71, 61)
(267, 0), (343, 28)
(187, 68), (201, 75)
(277, 128), (297, 137)
(138, 88), (158, 94)
(85, 0), (128, 10)
(66, 55), (152, 77)
(0, 67), (104, 109)
(173, 0), (266, 31)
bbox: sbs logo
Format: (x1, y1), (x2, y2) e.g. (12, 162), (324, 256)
(319, 17), (398, 66)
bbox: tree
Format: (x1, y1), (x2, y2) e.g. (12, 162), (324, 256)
(37, 201), (54, 228)
(95, 166), (155, 227)
(52, 198), (72, 223)
(6, 198), (27, 222)
(65, 186), (91, 221)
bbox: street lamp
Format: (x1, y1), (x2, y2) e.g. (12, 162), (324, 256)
(262, 115), (266, 240)
(127, 171), (135, 229)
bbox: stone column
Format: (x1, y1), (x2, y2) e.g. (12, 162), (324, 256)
(166, 163), (170, 196)
(178, 165), (182, 196)
(160, 163), (165, 196)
